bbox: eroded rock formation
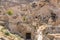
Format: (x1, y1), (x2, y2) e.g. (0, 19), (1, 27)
(0, 0), (60, 40)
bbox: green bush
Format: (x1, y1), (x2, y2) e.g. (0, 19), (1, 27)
(7, 10), (13, 15)
(22, 16), (26, 21)
(5, 32), (10, 36)
(1, 28), (10, 36)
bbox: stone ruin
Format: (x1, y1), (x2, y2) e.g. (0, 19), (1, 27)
(0, 0), (60, 40)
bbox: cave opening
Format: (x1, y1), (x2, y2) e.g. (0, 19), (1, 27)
(26, 33), (31, 39)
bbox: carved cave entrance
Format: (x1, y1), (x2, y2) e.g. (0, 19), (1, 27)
(26, 33), (31, 40)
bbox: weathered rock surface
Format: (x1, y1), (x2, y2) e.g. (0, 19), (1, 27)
(1, 0), (60, 40)
(0, 25), (24, 40)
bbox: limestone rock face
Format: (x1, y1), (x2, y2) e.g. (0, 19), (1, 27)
(1, 0), (60, 40)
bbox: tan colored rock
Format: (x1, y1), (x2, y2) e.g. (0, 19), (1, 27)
(1, 0), (60, 40)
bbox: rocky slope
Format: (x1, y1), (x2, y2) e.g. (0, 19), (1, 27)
(0, 25), (24, 40)
(1, 0), (60, 40)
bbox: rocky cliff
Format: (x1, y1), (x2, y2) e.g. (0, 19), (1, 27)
(0, 0), (60, 40)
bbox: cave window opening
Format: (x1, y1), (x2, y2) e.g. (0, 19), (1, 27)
(45, 0), (49, 2)
(51, 12), (57, 22)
